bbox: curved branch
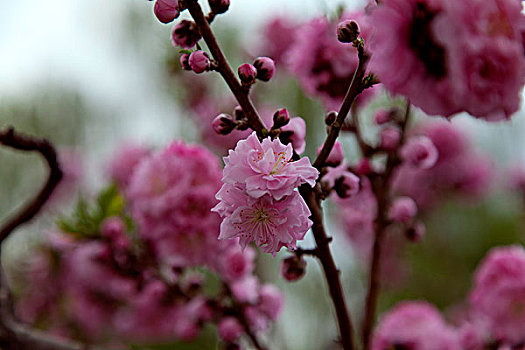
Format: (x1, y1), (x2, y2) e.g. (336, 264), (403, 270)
(0, 127), (63, 242)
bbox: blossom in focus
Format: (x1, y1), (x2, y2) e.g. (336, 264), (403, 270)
(213, 184), (312, 255)
(372, 301), (461, 350)
(222, 132), (318, 201)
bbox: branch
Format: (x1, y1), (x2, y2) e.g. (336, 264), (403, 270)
(313, 46), (369, 169)
(361, 102), (411, 350)
(185, 0), (267, 137)
(299, 184), (355, 350)
(0, 127), (63, 243)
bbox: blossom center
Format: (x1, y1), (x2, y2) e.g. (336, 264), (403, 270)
(269, 152), (288, 175)
(408, 1), (447, 79)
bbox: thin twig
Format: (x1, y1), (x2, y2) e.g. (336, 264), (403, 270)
(313, 46), (369, 169)
(185, 0), (267, 137)
(361, 102), (411, 350)
(299, 184), (355, 350)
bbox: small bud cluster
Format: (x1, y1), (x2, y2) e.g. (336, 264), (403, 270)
(238, 57), (275, 87)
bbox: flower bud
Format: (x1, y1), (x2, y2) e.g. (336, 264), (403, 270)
(281, 256), (306, 282)
(355, 158), (372, 175)
(273, 108), (290, 128)
(253, 57), (275, 82)
(337, 20), (360, 43)
(171, 20), (201, 48)
(238, 63), (257, 85)
(373, 109), (391, 125)
(233, 105), (245, 121)
(400, 136), (439, 169)
(325, 111), (337, 126)
(212, 113), (235, 135)
(380, 127), (401, 151)
(334, 172), (360, 198)
(389, 196), (417, 223)
(180, 53), (191, 70)
(154, 0), (179, 24)
(406, 221), (425, 242)
(188, 50), (210, 74)
(208, 0), (230, 14)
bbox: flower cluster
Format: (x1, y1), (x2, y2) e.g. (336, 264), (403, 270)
(15, 140), (284, 347)
(213, 132), (318, 255)
(369, 0), (525, 120)
(394, 121), (492, 209)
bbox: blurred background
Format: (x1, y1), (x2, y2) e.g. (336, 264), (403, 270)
(1, 0), (525, 349)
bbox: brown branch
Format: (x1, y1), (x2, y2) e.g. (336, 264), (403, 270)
(0, 127), (100, 350)
(0, 127), (63, 243)
(313, 46), (369, 169)
(361, 102), (411, 350)
(185, 0), (267, 137)
(299, 184), (355, 350)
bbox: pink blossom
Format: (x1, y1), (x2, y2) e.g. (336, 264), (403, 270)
(231, 276), (260, 304)
(259, 17), (298, 65)
(222, 132), (318, 200)
(393, 121), (492, 208)
(127, 140), (223, 265)
(380, 127), (401, 151)
(389, 196), (417, 223)
(401, 136), (439, 169)
(219, 246), (256, 282)
(286, 11), (376, 110)
(369, 0), (460, 117)
(108, 143), (150, 188)
(469, 245), (525, 344)
(258, 284), (284, 320)
(218, 317), (243, 342)
(101, 216), (130, 250)
(213, 185), (312, 255)
(369, 0), (525, 119)
(372, 301), (461, 350)
(322, 163), (360, 198)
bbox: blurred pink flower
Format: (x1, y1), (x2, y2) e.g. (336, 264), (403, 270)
(372, 301), (461, 350)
